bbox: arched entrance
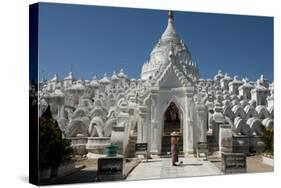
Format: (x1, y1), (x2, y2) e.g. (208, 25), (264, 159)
(161, 102), (183, 155)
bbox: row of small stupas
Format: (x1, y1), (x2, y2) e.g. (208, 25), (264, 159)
(199, 70), (273, 139)
(39, 68), (273, 131)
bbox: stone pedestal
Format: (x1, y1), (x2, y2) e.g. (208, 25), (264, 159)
(110, 126), (125, 155)
(212, 103), (225, 151)
(97, 157), (124, 181)
(221, 153), (246, 174)
(219, 123), (233, 153)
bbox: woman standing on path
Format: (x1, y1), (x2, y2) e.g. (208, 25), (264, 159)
(171, 131), (179, 166)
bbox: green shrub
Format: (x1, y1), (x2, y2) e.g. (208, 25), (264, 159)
(261, 126), (274, 156)
(39, 106), (73, 170)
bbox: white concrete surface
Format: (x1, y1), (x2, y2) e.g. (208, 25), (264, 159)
(126, 157), (222, 180)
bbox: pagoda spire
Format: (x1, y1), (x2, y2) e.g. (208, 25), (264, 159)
(161, 10), (178, 40)
(168, 10), (174, 22)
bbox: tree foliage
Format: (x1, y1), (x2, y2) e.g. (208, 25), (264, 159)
(262, 126), (274, 156)
(39, 106), (73, 169)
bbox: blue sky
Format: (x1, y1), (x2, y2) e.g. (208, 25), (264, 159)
(38, 3), (273, 82)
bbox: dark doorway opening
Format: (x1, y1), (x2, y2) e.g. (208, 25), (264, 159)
(161, 102), (183, 156)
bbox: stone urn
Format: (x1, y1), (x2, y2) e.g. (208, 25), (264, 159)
(105, 144), (118, 157)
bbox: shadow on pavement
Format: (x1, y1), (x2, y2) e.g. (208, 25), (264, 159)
(141, 159), (162, 163)
(42, 169), (97, 185)
(179, 163), (203, 167)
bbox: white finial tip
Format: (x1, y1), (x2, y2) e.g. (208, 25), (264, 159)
(168, 10), (174, 21)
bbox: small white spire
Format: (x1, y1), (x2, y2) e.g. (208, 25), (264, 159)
(168, 10), (174, 22)
(260, 74), (264, 81)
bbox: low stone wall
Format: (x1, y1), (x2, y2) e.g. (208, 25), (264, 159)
(86, 137), (111, 158)
(68, 136), (88, 155)
(68, 136), (112, 157)
(219, 124), (233, 153)
(232, 135), (265, 154)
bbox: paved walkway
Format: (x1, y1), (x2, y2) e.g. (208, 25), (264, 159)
(126, 157), (222, 180)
